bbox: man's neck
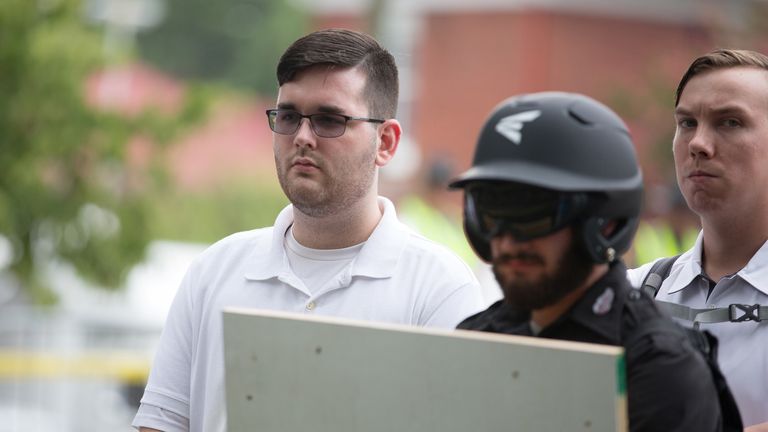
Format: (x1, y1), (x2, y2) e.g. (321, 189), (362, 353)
(531, 263), (609, 329)
(291, 196), (383, 249)
(701, 215), (768, 281)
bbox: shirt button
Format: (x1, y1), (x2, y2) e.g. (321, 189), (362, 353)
(306, 301), (316, 311)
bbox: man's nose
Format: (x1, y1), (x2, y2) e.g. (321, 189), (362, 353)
(687, 125), (715, 159)
(293, 118), (317, 148)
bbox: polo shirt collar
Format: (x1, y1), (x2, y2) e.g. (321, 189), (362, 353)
(349, 197), (407, 279)
(244, 197), (407, 281)
(244, 204), (294, 281)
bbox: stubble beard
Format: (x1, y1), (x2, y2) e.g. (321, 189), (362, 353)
(493, 237), (594, 312)
(276, 144), (377, 218)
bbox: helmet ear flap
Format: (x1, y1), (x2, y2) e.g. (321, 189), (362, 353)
(580, 216), (640, 264)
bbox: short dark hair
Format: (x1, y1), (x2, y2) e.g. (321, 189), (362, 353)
(276, 28), (399, 119)
(675, 48), (768, 106)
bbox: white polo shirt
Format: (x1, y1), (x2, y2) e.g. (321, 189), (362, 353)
(133, 197), (483, 432)
(627, 232), (768, 426)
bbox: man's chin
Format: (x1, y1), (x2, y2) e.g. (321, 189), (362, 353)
(493, 266), (540, 290)
(501, 284), (560, 311)
(286, 182), (323, 202)
(497, 273), (580, 312)
(290, 193), (343, 218)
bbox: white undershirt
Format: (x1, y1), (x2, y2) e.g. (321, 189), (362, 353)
(284, 226), (364, 295)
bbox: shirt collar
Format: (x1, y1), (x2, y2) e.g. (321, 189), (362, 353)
(737, 239), (768, 296)
(244, 204), (294, 281)
(665, 232), (768, 296)
(349, 197), (407, 279)
(665, 230), (704, 294)
(244, 197), (407, 281)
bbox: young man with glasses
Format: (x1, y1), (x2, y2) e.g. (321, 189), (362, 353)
(451, 92), (739, 431)
(133, 28), (483, 432)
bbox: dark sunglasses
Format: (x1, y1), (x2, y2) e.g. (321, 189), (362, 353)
(266, 109), (385, 138)
(464, 182), (590, 241)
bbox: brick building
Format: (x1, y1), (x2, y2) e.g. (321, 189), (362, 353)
(301, 0), (768, 207)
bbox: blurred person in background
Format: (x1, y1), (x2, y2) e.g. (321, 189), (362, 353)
(628, 48), (768, 431)
(398, 157), (502, 305)
(132, 28), (483, 432)
(630, 185), (700, 266)
(452, 92), (739, 431)
(398, 157), (475, 264)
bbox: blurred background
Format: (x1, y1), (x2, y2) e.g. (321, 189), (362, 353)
(2, 0), (768, 429)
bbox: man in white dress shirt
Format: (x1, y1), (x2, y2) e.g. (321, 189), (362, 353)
(627, 48), (768, 431)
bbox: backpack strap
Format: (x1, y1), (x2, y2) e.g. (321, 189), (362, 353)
(640, 254), (768, 327)
(656, 302), (768, 326)
(640, 255), (680, 298)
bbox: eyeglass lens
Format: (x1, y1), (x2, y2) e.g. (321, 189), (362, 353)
(270, 110), (347, 138)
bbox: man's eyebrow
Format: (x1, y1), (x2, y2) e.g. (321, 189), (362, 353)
(709, 105), (749, 116)
(674, 105), (749, 117)
(315, 105), (345, 114)
(274, 103), (346, 114)
(276, 102), (296, 110)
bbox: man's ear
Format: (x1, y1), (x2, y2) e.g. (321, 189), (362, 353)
(375, 119), (401, 167)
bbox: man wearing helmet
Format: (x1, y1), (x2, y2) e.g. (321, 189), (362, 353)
(452, 92), (737, 431)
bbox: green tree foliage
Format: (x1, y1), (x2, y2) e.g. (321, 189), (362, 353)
(147, 180), (288, 244)
(136, 0), (308, 95)
(0, 0), (208, 303)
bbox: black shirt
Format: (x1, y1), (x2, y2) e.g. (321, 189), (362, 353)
(458, 261), (723, 432)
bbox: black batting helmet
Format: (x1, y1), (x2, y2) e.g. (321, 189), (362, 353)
(450, 92), (643, 264)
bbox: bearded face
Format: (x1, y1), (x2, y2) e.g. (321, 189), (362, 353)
(491, 229), (593, 311)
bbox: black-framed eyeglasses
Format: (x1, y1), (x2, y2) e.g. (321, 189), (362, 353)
(266, 109), (385, 138)
(464, 182), (590, 241)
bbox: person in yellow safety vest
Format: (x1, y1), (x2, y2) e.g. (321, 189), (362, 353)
(399, 193), (478, 265)
(633, 221), (699, 266)
(631, 188), (700, 266)
(398, 158), (478, 267)
(398, 158), (504, 305)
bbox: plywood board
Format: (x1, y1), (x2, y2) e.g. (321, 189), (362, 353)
(223, 308), (627, 432)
